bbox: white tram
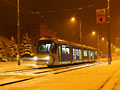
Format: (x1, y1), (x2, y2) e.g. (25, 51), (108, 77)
(33, 37), (97, 66)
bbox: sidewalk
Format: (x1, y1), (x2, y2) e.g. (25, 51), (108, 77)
(0, 61), (38, 72)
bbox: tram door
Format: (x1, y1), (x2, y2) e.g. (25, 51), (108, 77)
(58, 45), (70, 61)
(89, 50), (94, 60)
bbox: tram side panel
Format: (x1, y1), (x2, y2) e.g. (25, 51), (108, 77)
(57, 44), (97, 65)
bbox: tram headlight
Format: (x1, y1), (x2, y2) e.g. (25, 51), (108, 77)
(46, 61), (49, 64)
(33, 56), (38, 60)
(46, 56), (50, 60)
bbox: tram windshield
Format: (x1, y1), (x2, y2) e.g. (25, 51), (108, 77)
(37, 40), (57, 53)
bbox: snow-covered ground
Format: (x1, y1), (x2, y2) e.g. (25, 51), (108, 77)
(0, 59), (120, 90)
(0, 62), (33, 72)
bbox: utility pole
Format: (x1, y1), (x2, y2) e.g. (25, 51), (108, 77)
(79, 19), (82, 44)
(17, 0), (20, 65)
(107, 0), (112, 64)
(98, 33), (100, 58)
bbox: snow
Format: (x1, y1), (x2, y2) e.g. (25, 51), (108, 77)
(0, 62), (34, 72)
(0, 60), (120, 90)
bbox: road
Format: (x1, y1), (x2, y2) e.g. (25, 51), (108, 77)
(0, 61), (103, 88)
(0, 60), (120, 90)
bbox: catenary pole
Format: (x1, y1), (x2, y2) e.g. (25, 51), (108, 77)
(107, 0), (112, 64)
(17, 0), (20, 65)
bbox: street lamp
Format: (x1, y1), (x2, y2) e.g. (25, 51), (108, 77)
(71, 17), (75, 22)
(101, 37), (105, 41)
(92, 31), (96, 35)
(71, 17), (82, 43)
(70, 5), (95, 44)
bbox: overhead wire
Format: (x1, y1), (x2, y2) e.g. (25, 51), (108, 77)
(1, 0), (33, 14)
(1, 0), (95, 15)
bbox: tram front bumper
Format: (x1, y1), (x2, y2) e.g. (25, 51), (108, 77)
(33, 55), (53, 65)
(35, 60), (49, 65)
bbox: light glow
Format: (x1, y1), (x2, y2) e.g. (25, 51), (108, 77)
(101, 37), (105, 41)
(46, 62), (49, 64)
(71, 17), (75, 22)
(92, 31), (96, 35)
(34, 56), (38, 60)
(46, 56), (50, 60)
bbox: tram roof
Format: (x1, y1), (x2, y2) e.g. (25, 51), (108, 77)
(39, 37), (71, 45)
(39, 37), (97, 50)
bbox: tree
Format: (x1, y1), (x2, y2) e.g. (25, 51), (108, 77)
(9, 36), (17, 58)
(20, 33), (33, 57)
(0, 40), (9, 61)
(0, 45), (6, 59)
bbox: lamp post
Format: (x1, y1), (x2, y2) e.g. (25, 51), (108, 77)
(17, 0), (20, 65)
(92, 31), (100, 56)
(71, 17), (82, 44)
(70, 5), (95, 44)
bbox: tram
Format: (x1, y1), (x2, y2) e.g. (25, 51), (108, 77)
(33, 37), (97, 66)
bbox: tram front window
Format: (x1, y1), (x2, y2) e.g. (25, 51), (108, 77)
(37, 40), (52, 53)
(37, 40), (57, 53)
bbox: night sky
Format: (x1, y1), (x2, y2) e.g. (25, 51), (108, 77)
(0, 0), (120, 53)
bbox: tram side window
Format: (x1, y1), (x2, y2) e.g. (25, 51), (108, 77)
(84, 50), (88, 57)
(61, 45), (70, 61)
(62, 45), (70, 54)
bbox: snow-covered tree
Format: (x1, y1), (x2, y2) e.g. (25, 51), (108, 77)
(20, 33), (33, 57)
(0, 46), (6, 59)
(9, 36), (17, 58)
(0, 40), (8, 60)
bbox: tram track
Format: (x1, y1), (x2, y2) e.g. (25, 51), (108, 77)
(0, 67), (48, 73)
(0, 62), (104, 76)
(0, 62), (104, 87)
(0, 78), (34, 86)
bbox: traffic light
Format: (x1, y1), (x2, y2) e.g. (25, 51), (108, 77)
(96, 16), (106, 24)
(96, 17), (106, 23)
